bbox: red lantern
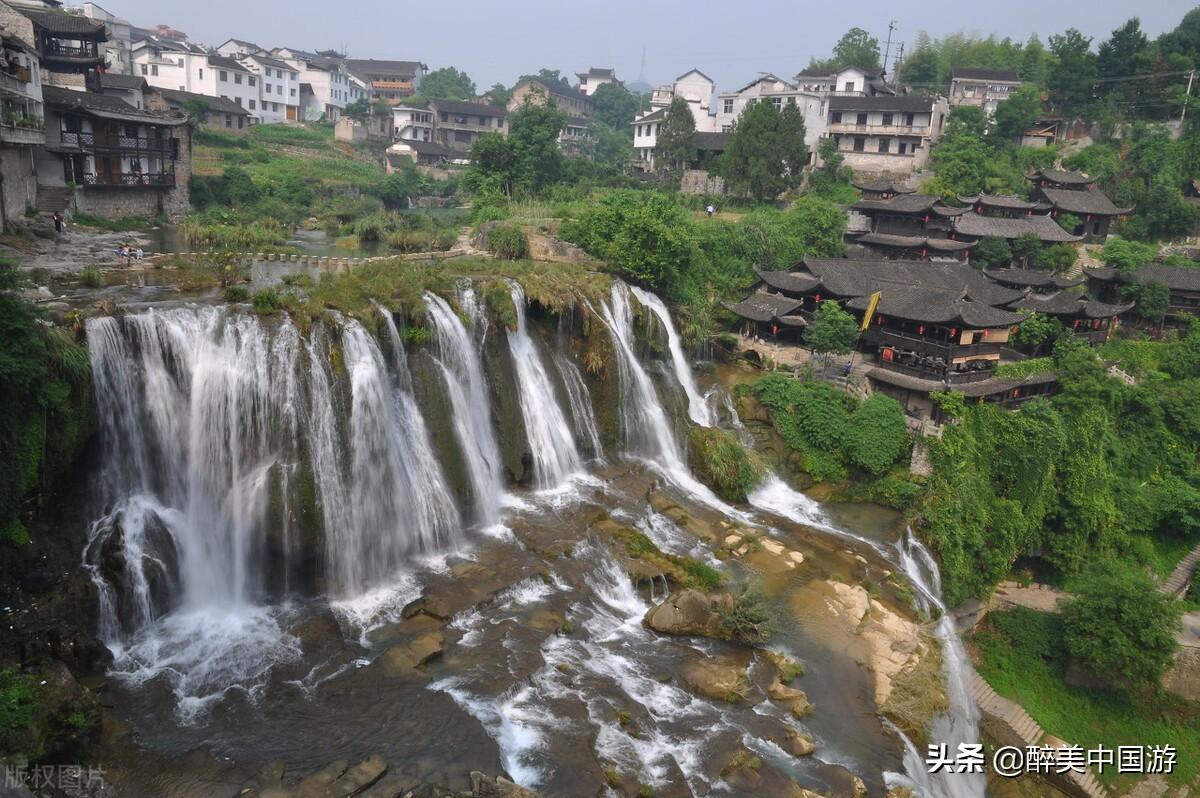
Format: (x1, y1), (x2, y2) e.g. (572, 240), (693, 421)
(1073, 319), (1080, 328)
(882, 347), (895, 361)
(771, 324), (778, 336)
(950, 327), (958, 337)
(918, 325), (926, 335)
(815, 294), (821, 303)
(981, 328), (988, 338)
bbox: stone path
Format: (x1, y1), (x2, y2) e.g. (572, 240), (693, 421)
(970, 672), (1110, 798)
(990, 581), (1067, 614)
(1161, 542), (1200, 599)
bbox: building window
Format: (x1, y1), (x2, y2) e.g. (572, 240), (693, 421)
(249, 76), (256, 87)
(225, 114), (232, 128)
(234, 97), (242, 106)
(151, 64), (158, 76)
(238, 116), (244, 129)
(264, 84), (270, 94)
(878, 138), (890, 153)
(853, 137), (865, 152)
(234, 73), (242, 84)
(220, 70), (228, 82)
(140, 64), (147, 75)
(249, 99), (255, 110)
(831, 111), (842, 123)
(722, 99), (733, 114)
(898, 142), (908, 154)
(199, 68), (204, 79)
(290, 88), (296, 97)
(882, 112), (893, 126)
(905, 113), (915, 126)
(843, 81), (855, 92)
(290, 72), (297, 80)
(273, 102), (279, 112)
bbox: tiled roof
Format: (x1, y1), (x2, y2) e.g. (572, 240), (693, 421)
(984, 268), (1082, 289)
(953, 212), (1083, 243)
(951, 68), (1020, 82)
(149, 86), (250, 116)
(634, 107), (666, 124)
(99, 73), (147, 91)
(722, 290), (807, 324)
(1085, 264), (1200, 291)
(1026, 168), (1095, 186)
(578, 67), (615, 78)
(344, 58), (424, 79)
(19, 8), (104, 36)
(207, 54), (252, 73)
(1038, 187), (1132, 217)
(853, 194), (944, 214)
(1012, 291), (1133, 318)
(755, 267), (820, 293)
(829, 95), (936, 113)
(959, 194), (1045, 211)
(867, 366), (1057, 397)
(244, 54), (293, 71)
(44, 86), (186, 124)
(857, 233), (974, 251)
(430, 98), (507, 118)
(796, 258), (1027, 307)
(845, 285), (1026, 327)
(694, 131), (728, 151)
(854, 179), (916, 194)
(520, 78), (593, 105)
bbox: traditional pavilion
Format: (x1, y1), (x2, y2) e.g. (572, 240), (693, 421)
(983, 268), (1082, 294)
(1086, 264), (1200, 325)
(1010, 292), (1133, 343)
(1025, 168), (1133, 243)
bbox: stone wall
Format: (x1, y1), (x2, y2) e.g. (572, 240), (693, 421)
(0, 3), (34, 47)
(71, 125), (192, 221)
(680, 169), (724, 196)
(0, 145), (39, 224)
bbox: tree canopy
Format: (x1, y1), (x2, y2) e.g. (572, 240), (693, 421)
(804, 300), (859, 356)
(591, 82), (640, 132)
(716, 99), (807, 202)
(833, 27), (882, 70)
(420, 67), (476, 101)
(655, 96), (696, 187)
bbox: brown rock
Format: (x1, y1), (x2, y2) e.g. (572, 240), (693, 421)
(778, 729), (816, 757)
(644, 589), (719, 638)
(680, 656), (749, 702)
(400, 595), (452, 621)
(376, 632), (444, 675)
(327, 756), (387, 796)
(768, 679), (813, 718)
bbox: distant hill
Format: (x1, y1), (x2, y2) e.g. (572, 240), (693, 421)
(626, 80), (652, 95)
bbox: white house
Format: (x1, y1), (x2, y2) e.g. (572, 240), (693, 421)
(793, 65), (894, 98)
(632, 105), (664, 170)
(713, 73), (827, 159)
(948, 68), (1021, 116)
(273, 47), (351, 121)
(575, 67), (619, 96)
(132, 40), (263, 123)
(240, 53), (299, 123)
(393, 101), (432, 141)
(825, 94), (948, 172)
(632, 68), (720, 170)
(215, 38), (265, 58)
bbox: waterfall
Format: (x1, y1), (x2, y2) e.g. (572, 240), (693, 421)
(628, 286), (714, 427)
(424, 291), (504, 525)
(553, 353), (604, 460)
(505, 281), (582, 489)
(895, 531), (986, 798)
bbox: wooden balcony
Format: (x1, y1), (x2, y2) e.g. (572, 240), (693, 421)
(828, 122), (928, 136)
(61, 131), (178, 156)
(877, 359), (996, 385)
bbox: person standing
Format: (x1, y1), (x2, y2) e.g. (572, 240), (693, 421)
(52, 211), (63, 235)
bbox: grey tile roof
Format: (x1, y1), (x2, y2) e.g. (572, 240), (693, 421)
(984, 268), (1082, 289)
(1026, 168), (1095, 186)
(99, 73), (147, 91)
(694, 131), (728, 151)
(206, 54), (252, 73)
(1086, 264), (1200, 291)
(149, 86), (250, 115)
(44, 86), (185, 124)
(19, 8), (104, 36)
(854, 178), (916, 194)
(867, 366), (1057, 397)
(430, 99), (507, 118)
(857, 233), (974, 251)
(953, 212), (1083, 243)
(1038, 187), (1132, 217)
(634, 107), (666, 124)
(959, 194), (1045, 210)
(755, 267), (821, 293)
(244, 54), (293, 71)
(722, 289), (806, 324)
(520, 77), (593, 105)
(853, 194), (944, 214)
(1012, 291), (1133, 318)
(797, 258), (1027, 307)
(845, 285), (1027, 327)
(343, 58), (424, 78)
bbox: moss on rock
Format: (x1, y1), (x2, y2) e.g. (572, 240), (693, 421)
(686, 426), (765, 503)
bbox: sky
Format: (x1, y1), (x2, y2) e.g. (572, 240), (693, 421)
(112, 0), (1192, 91)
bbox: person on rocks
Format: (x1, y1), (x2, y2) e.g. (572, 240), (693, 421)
(52, 211), (64, 235)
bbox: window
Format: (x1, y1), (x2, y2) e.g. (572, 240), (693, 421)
(882, 113), (893, 126)
(771, 97), (782, 109)
(140, 64), (147, 75)
(199, 68), (204, 79)
(898, 142), (908, 154)
(831, 111), (842, 123)
(234, 97), (242, 106)
(853, 137), (865, 152)
(636, 125), (642, 137)
(249, 76), (256, 87)
(238, 116), (244, 129)
(454, 130), (471, 142)
(721, 124), (732, 132)
(234, 73), (242, 84)
(856, 112), (867, 125)
(878, 138), (890, 153)
(151, 64), (158, 76)
(290, 88), (296, 97)
(290, 72), (297, 80)
(220, 70), (228, 82)
(264, 84), (271, 94)
(249, 99), (255, 110)
(177, 58), (184, 66)
(843, 81), (855, 92)
(225, 113), (232, 128)
(722, 99), (733, 114)
(273, 102), (279, 112)
(905, 113), (915, 126)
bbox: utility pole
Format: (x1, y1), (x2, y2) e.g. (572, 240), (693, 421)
(1182, 70), (1196, 126)
(894, 42), (905, 85)
(882, 20), (897, 79)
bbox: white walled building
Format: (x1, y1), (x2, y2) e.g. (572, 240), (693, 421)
(215, 38), (265, 58)
(393, 101), (432, 141)
(713, 73), (827, 159)
(948, 68), (1021, 116)
(132, 40), (263, 123)
(273, 47), (351, 121)
(826, 94), (948, 172)
(793, 65), (894, 97)
(632, 68), (720, 170)
(575, 66), (619, 96)
(241, 53), (299, 123)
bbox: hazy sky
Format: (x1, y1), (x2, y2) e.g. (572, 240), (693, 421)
(115, 0), (1191, 90)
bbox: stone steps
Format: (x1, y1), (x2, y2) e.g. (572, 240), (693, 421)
(1161, 542), (1200, 597)
(36, 186), (71, 214)
(968, 672), (1109, 798)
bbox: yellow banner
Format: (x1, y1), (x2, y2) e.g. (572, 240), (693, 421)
(860, 291), (882, 331)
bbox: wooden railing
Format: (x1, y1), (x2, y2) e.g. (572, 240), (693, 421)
(82, 172), (175, 188)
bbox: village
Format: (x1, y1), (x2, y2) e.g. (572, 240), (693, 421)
(0, 1), (1199, 797)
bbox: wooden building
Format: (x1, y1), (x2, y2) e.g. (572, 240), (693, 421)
(1025, 168), (1132, 242)
(1086, 264), (1200, 324)
(1010, 292), (1133, 343)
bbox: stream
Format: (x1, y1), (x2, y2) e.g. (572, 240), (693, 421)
(74, 277), (982, 797)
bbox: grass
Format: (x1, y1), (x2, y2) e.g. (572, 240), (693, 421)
(79, 266), (103, 288)
(686, 426), (766, 503)
(973, 608), (1198, 788)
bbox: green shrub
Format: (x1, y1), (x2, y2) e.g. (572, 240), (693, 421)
(686, 426), (765, 503)
(251, 289), (282, 313)
(0, 520), (29, 547)
(720, 584), (775, 644)
(843, 395), (909, 477)
(223, 285), (249, 302)
(79, 267), (103, 288)
(0, 668), (37, 755)
(487, 224), (529, 260)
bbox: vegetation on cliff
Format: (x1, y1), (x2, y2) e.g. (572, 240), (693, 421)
(686, 426), (765, 503)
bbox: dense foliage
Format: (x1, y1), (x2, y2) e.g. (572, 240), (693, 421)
(655, 96), (696, 187)
(921, 328), (1200, 606)
(1061, 561), (1182, 691)
(716, 99), (808, 202)
(687, 426), (766, 503)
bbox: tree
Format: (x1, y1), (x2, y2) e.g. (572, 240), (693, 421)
(485, 83), (511, 107)
(1011, 233), (1042, 268)
(1061, 561), (1181, 692)
(1013, 312), (1063, 355)
(832, 27), (882, 70)
(1038, 243), (1078, 273)
(843, 395), (908, 476)
(789, 196), (847, 257)
(1047, 29), (1097, 118)
(589, 121), (632, 173)
(989, 85), (1042, 146)
(591, 82), (640, 132)
(1097, 18), (1149, 105)
(655, 96), (696, 188)
(1122, 279), (1171, 323)
(516, 69), (570, 89)
(926, 107), (990, 196)
(507, 100), (567, 192)
(1098, 237), (1158, 271)
(182, 96), (210, 123)
(716, 100), (807, 203)
(897, 44), (940, 89)
(466, 132), (519, 198)
(973, 236), (1012, 268)
(343, 98), (371, 119)
(804, 300), (858, 359)
(1019, 34), (1048, 85)
(421, 67), (476, 101)
(809, 136), (852, 198)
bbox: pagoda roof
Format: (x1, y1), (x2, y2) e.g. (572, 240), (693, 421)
(1039, 187), (1132, 217)
(722, 290), (807, 326)
(790, 257), (1027, 307)
(845, 286), (1027, 327)
(953, 212), (1084, 243)
(857, 232), (974, 252)
(1026, 168), (1096, 187)
(959, 194), (1050, 211)
(1011, 291), (1133, 319)
(983, 268), (1082, 289)
(1085, 264), (1200, 291)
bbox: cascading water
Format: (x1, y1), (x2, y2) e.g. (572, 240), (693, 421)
(505, 281), (582, 489)
(423, 291), (504, 526)
(553, 353), (604, 460)
(629, 286), (715, 427)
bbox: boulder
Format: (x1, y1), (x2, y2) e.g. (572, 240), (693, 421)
(680, 656), (749, 702)
(400, 595), (452, 621)
(376, 632), (444, 676)
(470, 771), (539, 797)
(327, 756), (387, 796)
(644, 589), (719, 638)
(778, 729), (816, 757)
(289, 610), (343, 652)
(768, 679), (813, 718)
